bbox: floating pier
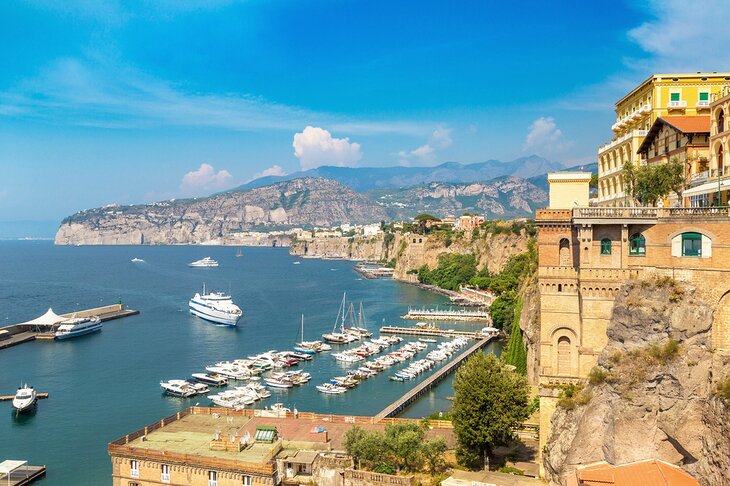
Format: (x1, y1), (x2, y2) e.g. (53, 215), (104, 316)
(401, 306), (489, 322)
(0, 303), (139, 351)
(0, 393), (48, 401)
(375, 335), (495, 418)
(380, 325), (492, 340)
(0, 462), (46, 486)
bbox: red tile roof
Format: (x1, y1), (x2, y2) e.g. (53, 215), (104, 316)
(576, 460), (699, 486)
(659, 116), (711, 133)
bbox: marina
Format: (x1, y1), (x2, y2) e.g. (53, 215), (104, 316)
(0, 243), (502, 486)
(402, 306), (490, 321)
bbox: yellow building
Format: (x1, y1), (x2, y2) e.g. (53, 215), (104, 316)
(597, 73), (730, 207)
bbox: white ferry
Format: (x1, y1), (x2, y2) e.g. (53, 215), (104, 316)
(189, 285), (242, 327)
(55, 316), (102, 340)
(188, 257), (219, 268)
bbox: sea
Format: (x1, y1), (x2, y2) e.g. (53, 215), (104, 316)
(0, 242), (501, 485)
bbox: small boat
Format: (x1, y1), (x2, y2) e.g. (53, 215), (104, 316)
(295, 315), (326, 354)
(236, 248), (243, 258)
(12, 384), (37, 413)
(188, 257), (219, 268)
(192, 373), (228, 386)
(388, 375), (405, 382)
(419, 338), (437, 343)
(205, 364), (251, 380)
(131, 257), (145, 263)
(189, 284), (242, 327)
(293, 261), (301, 265)
(270, 403), (292, 413)
(316, 383), (347, 394)
(264, 377), (293, 389)
(160, 380), (197, 398)
(55, 316), (102, 340)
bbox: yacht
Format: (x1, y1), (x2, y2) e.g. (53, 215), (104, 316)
(191, 373), (228, 386)
(160, 380), (198, 398)
(12, 384), (37, 413)
(55, 316), (102, 340)
(189, 285), (242, 327)
(188, 257), (219, 268)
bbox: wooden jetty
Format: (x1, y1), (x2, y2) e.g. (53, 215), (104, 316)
(0, 393), (48, 402)
(375, 335), (494, 418)
(0, 462), (46, 486)
(380, 325), (491, 340)
(0, 303), (139, 351)
(402, 306), (489, 322)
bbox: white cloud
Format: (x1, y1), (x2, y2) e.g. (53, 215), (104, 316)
(398, 126), (452, 164)
(523, 117), (571, 154)
(248, 165), (286, 182)
(292, 126), (362, 171)
(180, 163), (233, 195)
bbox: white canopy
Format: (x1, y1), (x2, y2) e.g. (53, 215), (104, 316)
(0, 459), (26, 475)
(21, 308), (66, 326)
(683, 179), (730, 197)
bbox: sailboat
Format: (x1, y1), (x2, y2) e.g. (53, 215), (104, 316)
(294, 315), (330, 354)
(349, 302), (373, 338)
(322, 293), (358, 344)
(236, 247), (243, 258)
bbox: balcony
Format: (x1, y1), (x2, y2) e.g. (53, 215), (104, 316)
(697, 100), (711, 108)
(599, 129), (648, 154)
(689, 170), (710, 186)
(667, 100), (687, 109)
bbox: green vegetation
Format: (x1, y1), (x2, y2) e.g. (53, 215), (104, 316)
(588, 366), (608, 385)
(557, 383), (592, 410)
(498, 466), (525, 475)
(417, 253), (477, 291)
(600, 339), (682, 395)
(452, 353), (530, 470)
(623, 159), (685, 206)
(716, 376), (730, 402)
(503, 295), (527, 374)
(344, 422), (448, 475)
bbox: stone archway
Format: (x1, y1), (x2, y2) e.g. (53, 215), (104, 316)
(559, 238), (571, 266)
(714, 291), (730, 351)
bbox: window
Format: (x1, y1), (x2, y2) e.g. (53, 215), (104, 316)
(700, 91), (709, 101)
(161, 464), (171, 484)
(600, 238), (612, 255)
(670, 92), (680, 102)
(718, 110), (725, 133)
(629, 233), (646, 255)
(682, 232), (702, 257)
(130, 460), (139, 479)
(243, 475), (253, 486)
(208, 470), (218, 486)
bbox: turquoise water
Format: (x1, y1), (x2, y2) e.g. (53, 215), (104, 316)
(0, 242), (500, 485)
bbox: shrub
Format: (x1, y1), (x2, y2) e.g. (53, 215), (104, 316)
(557, 384), (591, 410)
(498, 466), (525, 475)
(588, 366), (608, 385)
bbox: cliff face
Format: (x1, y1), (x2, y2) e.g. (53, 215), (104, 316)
(290, 230), (529, 279)
(55, 178), (388, 245)
(543, 280), (730, 485)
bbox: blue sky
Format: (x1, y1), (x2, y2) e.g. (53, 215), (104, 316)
(1, 0), (728, 232)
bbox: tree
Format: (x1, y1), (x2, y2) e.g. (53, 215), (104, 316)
(452, 353), (530, 470)
(503, 295), (527, 374)
(344, 426), (387, 468)
(422, 437), (448, 475)
(384, 422), (425, 472)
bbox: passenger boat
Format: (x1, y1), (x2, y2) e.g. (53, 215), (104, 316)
(188, 257), (219, 267)
(55, 316), (102, 340)
(191, 373), (228, 386)
(12, 384), (37, 413)
(189, 284), (242, 327)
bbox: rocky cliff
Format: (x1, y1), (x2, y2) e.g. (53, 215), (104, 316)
(543, 279), (730, 485)
(55, 178), (388, 245)
(290, 228), (530, 280)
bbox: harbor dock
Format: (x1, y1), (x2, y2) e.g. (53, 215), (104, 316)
(380, 325), (493, 340)
(375, 335), (495, 418)
(402, 306), (489, 322)
(0, 462), (46, 486)
(0, 303), (139, 351)
(354, 265), (394, 279)
(0, 393), (48, 401)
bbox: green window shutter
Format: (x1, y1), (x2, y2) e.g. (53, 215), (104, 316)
(700, 92), (709, 101)
(671, 92), (680, 101)
(681, 232), (702, 256)
(600, 239), (612, 255)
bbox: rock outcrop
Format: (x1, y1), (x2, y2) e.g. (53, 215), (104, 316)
(543, 280), (730, 485)
(55, 178), (388, 245)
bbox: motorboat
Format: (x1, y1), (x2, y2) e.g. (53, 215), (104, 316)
(189, 285), (242, 327)
(419, 337), (437, 343)
(188, 257), (219, 267)
(205, 363), (251, 380)
(131, 257), (145, 263)
(263, 377), (293, 389)
(55, 316), (102, 340)
(12, 384), (37, 413)
(316, 383), (347, 394)
(160, 380), (197, 398)
(192, 373), (228, 386)
(270, 403), (292, 413)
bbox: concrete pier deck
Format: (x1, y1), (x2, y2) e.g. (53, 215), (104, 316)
(375, 336), (494, 418)
(380, 325), (491, 340)
(0, 465), (46, 486)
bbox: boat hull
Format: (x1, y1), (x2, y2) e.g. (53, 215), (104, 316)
(189, 302), (241, 327)
(55, 322), (103, 340)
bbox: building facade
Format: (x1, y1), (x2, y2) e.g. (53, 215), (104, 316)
(597, 73), (730, 207)
(536, 175), (730, 474)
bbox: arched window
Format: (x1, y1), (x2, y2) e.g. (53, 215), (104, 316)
(559, 238), (570, 266)
(629, 233), (646, 255)
(718, 109), (725, 134)
(681, 232), (702, 257)
(718, 146), (724, 176)
(557, 336), (571, 375)
(557, 284), (563, 292)
(600, 238), (612, 255)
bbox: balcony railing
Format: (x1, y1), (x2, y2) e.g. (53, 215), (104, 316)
(599, 130), (648, 154)
(575, 207), (658, 219)
(697, 100), (711, 108)
(667, 100), (687, 109)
